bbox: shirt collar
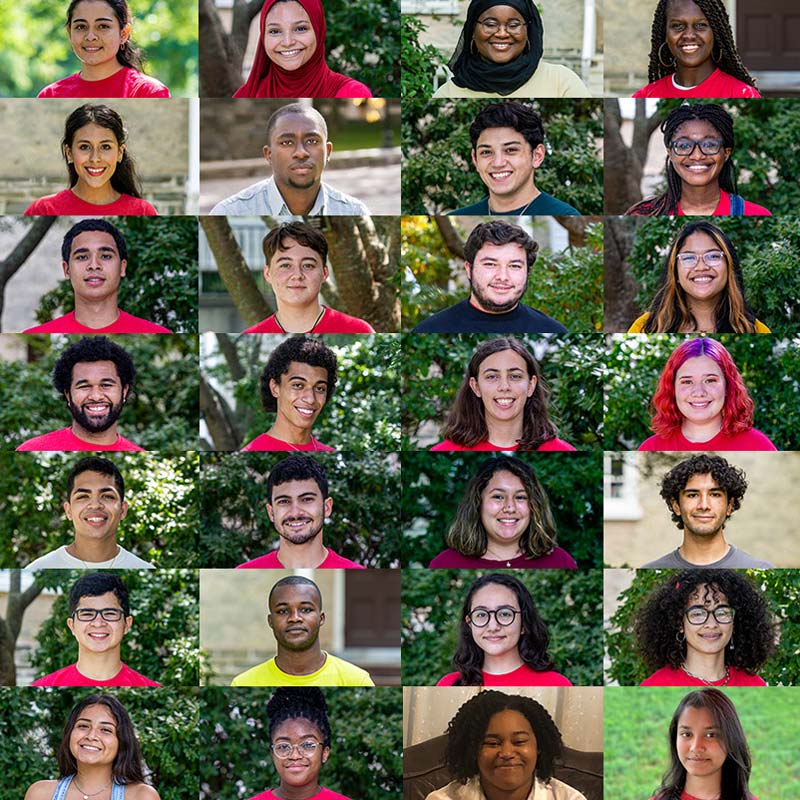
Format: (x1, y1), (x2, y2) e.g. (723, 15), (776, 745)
(267, 177), (326, 215)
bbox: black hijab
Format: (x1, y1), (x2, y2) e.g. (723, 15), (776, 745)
(448, 0), (544, 95)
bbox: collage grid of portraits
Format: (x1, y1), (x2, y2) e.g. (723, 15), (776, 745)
(0, 0), (799, 800)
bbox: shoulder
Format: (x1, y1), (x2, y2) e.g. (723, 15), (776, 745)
(545, 777), (587, 800)
(318, 788), (356, 800)
(537, 437), (575, 451)
(211, 179), (272, 214)
(429, 549), (472, 567)
(243, 316), (279, 334)
(436, 672), (459, 686)
(631, 77), (668, 98)
(335, 78), (372, 98)
(319, 308), (375, 333)
(37, 74), (80, 97)
(430, 439), (464, 452)
(322, 549), (365, 569)
(324, 654), (374, 685)
(116, 547), (154, 569)
(730, 667), (766, 686)
(115, 435), (145, 452)
(641, 551), (680, 568)
(627, 312), (650, 333)
(118, 663), (161, 686)
(25, 192), (64, 215)
(237, 551), (280, 569)
(125, 69), (171, 98)
(734, 428), (777, 450)
(25, 780), (58, 800)
(525, 62), (591, 97)
(125, 785), (161, 800)
(517, 304), (568, 332)
(119, 195), (157, 216)
(431, 79), (457, 98)
(754, 319), (771, 333)
(17, 429), (69, 451)
(231, 659), (274, 687)
(530, 192), (580, 215)
(117, 311), (171, 334)
(638, 434), (668, 451)
(741, 198), (772, 216)
(714, 69), (761, 97)
(540, 547), (577, 568)
(31, 665), (73, 686)
(412, 303), (463, 333)
(449, 198), (489, 215)
(26, 546), (72, 570)
(640, 666), (677, 686)
(320, 182), (369, 214)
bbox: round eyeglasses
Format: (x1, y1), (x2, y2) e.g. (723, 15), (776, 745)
(476, 18), (527, 35)
(72, 608), (125, 622)
(676, 250), (726, 269)
(467, 606), (521, 627)
(685, 605), (735, 625)
(669, 138), (725, 156)
(271, 741), (321, 759)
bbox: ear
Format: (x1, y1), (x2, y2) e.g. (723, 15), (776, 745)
(671, 499), (681, 517)
(464, 261), (472, 282)
(723, 147), (732, 162)
(726, 497), (734, 518)
(263, 144), (272, 165)
(532, 143), (545, 168)
(322, 263), (329, 282)
(64, 145), (73, 165)
(469, 376), (481, 398)
(117, 143), (125, 163)
(266, 502), (275, 523)
(64, 500), (73, 521)
(67, 617), (76, 638)
(263, 263), (272, 285)
(120, 22), (131, 44)
(325, 141), (332, 160)
(471, 149), (478, 170)
(323, 496), (333, 519)
(321, 745), (331, 764)
(267, 612), (274, 631)
(319, 611), (326, 628)
(121, 385), (130, 403)
(119, 500), (129, 521)
(526, 375), (537, 397)
(119, 259), (127, 278)
(62, 260), (70, 280)
(123, 615), (132, 635)
(269, 378), (280, 399)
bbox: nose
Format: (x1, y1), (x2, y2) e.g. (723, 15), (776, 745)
(293, 140), (309, 159)
(281, 29), (293, 45)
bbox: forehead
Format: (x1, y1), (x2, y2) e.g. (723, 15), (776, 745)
(484, 708), (534, 735)
(680, 231), (719, 252)
(270, 112), (326, 142)
(75, 703), (118, 727)
(675, 355), (724, 379)
(280, 361), (328, 383)
(72, 122), (118, 144)
(667, 0), (708, 20)
(479, 5), (526, 19)
(478, 349), (529, 373)
(266, 0), (312, 23)
(71, 360), (121, 384)
(471, 583), (518, 609)
(677, 705), (719, 730)
(273, 717), (323, 740)
(272, 239), (323, 264)
(271, 478), (322, 499)
(70, 0), (118, 22)
(270, 583), (321, 607)
(70, 230), (119, 257)
(476, 127), (528, 148)
(687, 582), (728, 605)
(76, 591), (122, 609)
(473, 242), (528, 263)
(70, 470), (117, 493)
(681, 472), (722, 492)
(483, 469), (527, 494)
(672, 120), (722, 141)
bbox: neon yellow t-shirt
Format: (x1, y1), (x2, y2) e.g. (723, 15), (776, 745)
(627, 311), (770, 333)
(231, 652), (374, 687)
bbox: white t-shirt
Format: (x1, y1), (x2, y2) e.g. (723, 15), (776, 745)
(426, 777), (587, 800)
(25, 544), (154, 570)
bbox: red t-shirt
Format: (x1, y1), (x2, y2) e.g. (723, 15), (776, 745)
(430, 437), (576, 452)
(437, 663), (572, 686)
(24, 310), (170, 334)
(677, 189), (771, 217)
(641, 665), (766, 686)
(240, 433), (334, 452)
(38, 67), (170, 98)
(429, 547), (577, 569)
(25, 190), (157, 217)
(31, 662), (160, 687)
(639, 427), (777, 452)
(17, 427), (144, 452)
(632, 68), (761, 98)
(247, 789), (353, 800)
(243, 307), (375, 334)
(236, 548), (365, 569)
(650, 792), (761, 800)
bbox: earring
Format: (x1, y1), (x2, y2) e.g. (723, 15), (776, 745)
(676, 630), (686, 644)
(524, 39), (530, 53)
(470, 38), (477, 56)
(659, 41), (676, 67)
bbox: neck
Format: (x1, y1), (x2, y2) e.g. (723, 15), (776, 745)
(683, 648), (727, 682)
(680, 416), (723, 443)
(67, 538), (121, 564)
(685, 297), (719, 332)
(480, 776), (534, 800)
(73, 297), (122, 330)
(274, 302), (325, 333)
(684, 772), (722, 800)
(276, 538), (328, 568)
(275, 646), (326, 676)
(482, 649), (524, 675)
(674, 62), (716, 88)
(489, 183), (540, 214)
(274, 780), (322, 800)
(79, 60), (124, 82)
(483, 540), (523, 561)
(277, 183), (321, 215)
(468, 296), (520, 317)
(71, 182), (121, 206)
(679, 531), (729, 565)
(75, 649), (123, 681)
(71, 421), (120, 446)
(267, 419), (314, 446)
(74, 765), (114, 792)
(679, 182), (722, 216)
(485, 416), (524, 449)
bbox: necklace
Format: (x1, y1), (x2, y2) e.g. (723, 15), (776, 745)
(274, 307), (326, 333)
(73, 778), (110, 800)
(285, 436), (321, 452)
(484, 547), (522, 567)
(680, 664), (730, 686)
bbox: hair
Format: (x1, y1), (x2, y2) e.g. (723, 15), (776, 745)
(62, 104), (143, 199)
(267, 687), (332, 749)
(61, 219), (127, 263)
(645, 0), (756, 87)
(68, 572), (130, 616)
(66, 456), (125, 502)
(626, 104), (736, 216)
(52, 335), (137, 396)
(259, 336), (338, 412)
(653, 688), (754, 800)
(267, 454), (329, 502)
(635, 569), (776, 675)
(649, 337), (755, 438)
(464, 220), (539, 274)
(263, 221), (328, 265)
(66, 0), (145, 72)
(450, 573), (555, 685)
(441, 338), (558, 450)
(443, 690), (563, 784)
(268, 575), (322, 609)
(446, 456), (558, 559)
(57, 693), (147, 784)
(469, 101), (545, 152)
(660, 454), (748, 528)
(642, 221), (757, 333)
(266, 103), (328, 144)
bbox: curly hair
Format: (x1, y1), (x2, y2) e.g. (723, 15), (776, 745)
(267, 687), (332, 749)
(441, 338), (559, 450)
(642, 222), (758, 333)
(650, 338), (754, 439)
(450, 573), (555, 685)
(446, 456), (559, 559)
(444, 690), (563, 784)
(635, 569), (776, 675)
(660, 454), (748, 528)
(61, 219), (128, 263)
(267, 454), (329, 501)
(469, 102), (545, 152)
(464, 221), (539, 273)
(259, 335), (338, 412)
(66, 0), (146, 72)
(52, 336), (137, 396)
(263, 221), (328, 265)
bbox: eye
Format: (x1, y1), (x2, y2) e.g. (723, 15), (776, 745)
(295, 24), (310, 32)
(314, 385), (327, 394)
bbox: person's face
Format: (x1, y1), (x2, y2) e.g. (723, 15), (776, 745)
(479, 469), (531, 552)
(468, 583), (523, 660)
(64, 470), (128, 544)
(676, 705), (727, 782)
(668, 120), (730, 190)
(268, 583), (325, 652)
(472, 127), (544, 203)
(65, 123), (124, 192)
(67, 591), (132, 654)
(469, 349), (536, 428)
(665, 0), (714, 70)
(269, 361), (329, 432)
(264, 238), (328, 310)
(268, 478), (332, 546)
(263, 0), (317, 71)
(68, 0), (129, 68)
(676, 231), (728, 304)
(66, 360), (128, 434)
(466, 242), (529, 314)
(674, 354), (726, 429)
(63, 230), (127, 304)
(69, 703), (120, 768)
(671, 472), (734, 538)
(271, 717), (329, 791)
(477, 709), (538, 796)
(682, 584), (734, 657)
(472, 5), (528, 64)
(264, 112), (332, 195)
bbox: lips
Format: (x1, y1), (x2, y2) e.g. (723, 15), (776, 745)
(84, 166), (108, 178)
(83, 512), (109, 525)
(294, 405), (317, 419)
(284, 517), (313, 529)
(278, 48), (304, 57)
(84, 403), (111, 416)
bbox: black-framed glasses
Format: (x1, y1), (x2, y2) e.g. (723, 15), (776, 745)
(271, 741), (321, 758)
(475, 18), (527, 34)
(72, 608), (126, 622)
(676, 250), (726, 269)
(669, 138), (725, 156)
(467, 606), (521, 627)
(685, 605), (735, 625)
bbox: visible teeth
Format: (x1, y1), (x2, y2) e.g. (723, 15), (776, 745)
(295, 407), (314, 417)
(280, 49), (302, 56)
(692, 276), (713, 282)
(491, 43), (511, 49)
(491, 171), (512, 179)
(495, 399), (514, 407)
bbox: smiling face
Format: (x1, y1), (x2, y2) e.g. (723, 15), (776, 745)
(668, 120), (730, 191)
(671, 472), (733, 539)
(470, 349), (536, 429)
(68, 0), (129, 71)
(270, 361), (329, 433)
(69, 703), (120, 767)
(268, 583), (325, 652)
(65, 122), (124, 193)
(682, 584), (734, 657)
(676, 231), (728, 305)
(472, 5), (528, 64)
(264, 111), (332, 195)
(665, 0), (714, 72)
(468, 583), (523, 660)
(64, 469), (128, 545)
(674, 354), (726, 430)
(264, 0), (317, 71)
(264, 238), (328, 311)
(466, 243), (529, 314)
(268, 477), (332, 546)
(67, 591), (132, 655)
(271, 717), (329, 792)
(478, 709), (538, 796)
(66, 359), (128, 435)
(479, 469), (531, 552)
(676, 705), (727, 782)
(64, 230), (127, 304)
(472, 127), (544, 208)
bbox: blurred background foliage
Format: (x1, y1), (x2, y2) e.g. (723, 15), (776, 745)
(401, 334), (604, 450)
(0, 335), (199, 451)
(400, 14), (444, 98)
(199, 687), (402, 800)
(401, 569), (603, 686)
(604, 334), (800, 450)
(0, 0), (198, 97)
(199, 451), (400, 567)
(0, 451), (198, 568)
(0, 687), (198, 800)
(606, 569), (800, 686)
(401, 451), (602, 568)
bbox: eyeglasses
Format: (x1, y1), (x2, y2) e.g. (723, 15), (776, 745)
(467, 606), (521, 627)
(685, 605), (735, 625)
(271, 741), (321, 759)
(475, 18), (527, 34)
(72, 608), (126, 622)
(676, 250), (726, 269)
(669, 138), (725, 156)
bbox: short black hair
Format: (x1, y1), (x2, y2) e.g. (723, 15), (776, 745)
(463, 220), (539, 273)
(267, 687), (332, 749)
(69, 572), (130, 617)
(263, 221), (328, 264)
(62, 219), (127, 263)
(268, 575), (322, 610)
(66, 456), (125, 503)
(259, 336), (338, 412)
(266, 103), (328, 144)
(660, 455), (747, 529)
(52, 336), (137, 395)
(469, 101), (545, 152)
(267, 454), (329, 502)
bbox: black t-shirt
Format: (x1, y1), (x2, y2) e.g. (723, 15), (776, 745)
(412, 299), (568, 333)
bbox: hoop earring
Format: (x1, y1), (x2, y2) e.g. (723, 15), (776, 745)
(524, 39), (530, 53)
(659, 42), (676, 67)
(470, 38), (477, 56)
(676, 630), (686, 645)
(712, 44), (724, 63)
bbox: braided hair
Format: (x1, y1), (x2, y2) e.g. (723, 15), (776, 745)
(267, 687), (332, 748)
(645, 0), (756, 86)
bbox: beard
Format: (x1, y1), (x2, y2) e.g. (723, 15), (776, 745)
(68, 397), (125, 433)
(469, 278), (525, 314)
(277, 517), (323, 546)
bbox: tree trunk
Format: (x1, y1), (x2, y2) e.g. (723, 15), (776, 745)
(604, 217), (644, 332)
(433, 216), (465, 260)
(199, 373), (243, 451)
(0, 571), (43, 685)
(554, 216), (591, 248)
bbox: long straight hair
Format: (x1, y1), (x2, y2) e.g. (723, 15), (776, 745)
(66, 0), (145, 71)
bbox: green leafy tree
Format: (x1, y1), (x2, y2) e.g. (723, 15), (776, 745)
(400, 14), (444, 98)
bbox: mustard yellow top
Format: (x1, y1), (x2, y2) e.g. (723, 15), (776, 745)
(627, 312), (771, 333)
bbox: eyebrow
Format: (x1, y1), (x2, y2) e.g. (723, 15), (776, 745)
(72, 484), (119, 495)
(74, 137), (117, 145)
(77, 716), (117, 726)
(273, 490), (319, 501)
(72, 16), (116, 23)
(275, 254), (320, 263)
(287, 373), (327, 384)
(72, 246), (117, 255)
(478, 138), (525, 148)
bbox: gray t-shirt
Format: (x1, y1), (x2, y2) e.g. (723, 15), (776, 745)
(642, 545), (774, 569)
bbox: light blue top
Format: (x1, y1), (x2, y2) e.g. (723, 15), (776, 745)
(53, 776), (125, 800)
